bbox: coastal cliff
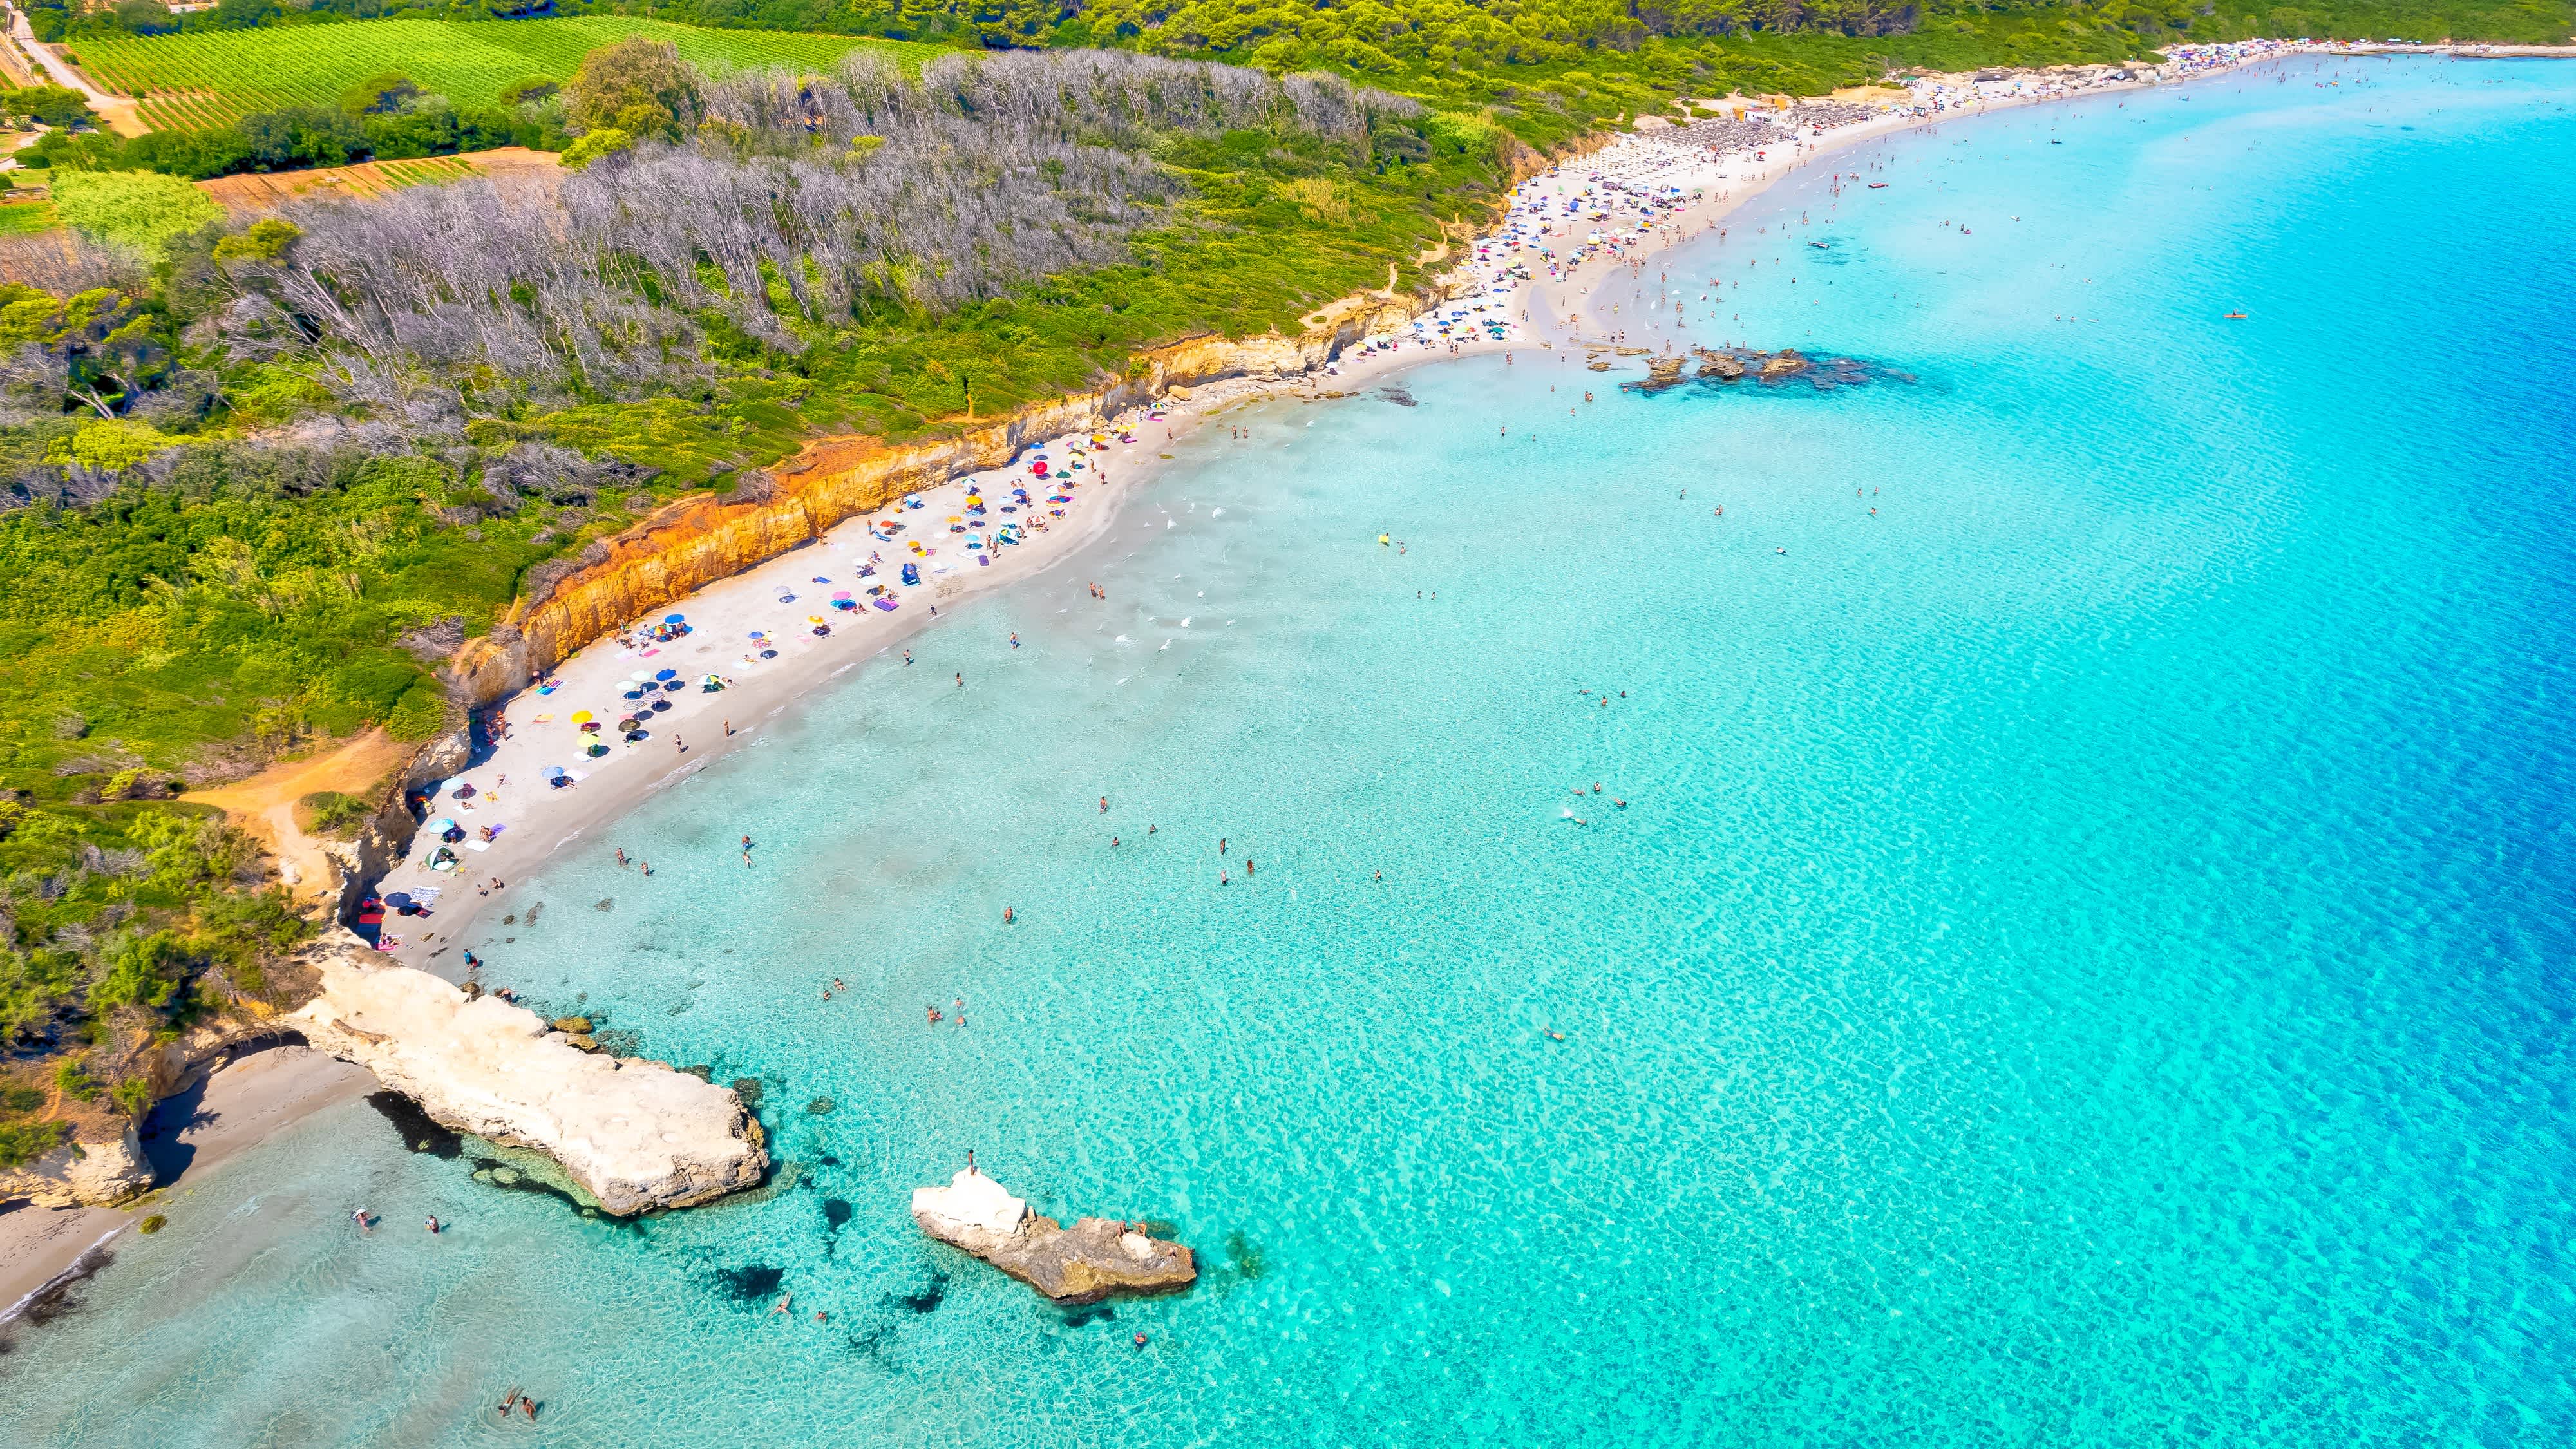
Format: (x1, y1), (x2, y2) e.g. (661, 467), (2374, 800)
(444, 289), (1454, 708)
(911, 1164), (1197, 1304)
(289, 933), (766, 1215)
(0, 1122), (151, 1209)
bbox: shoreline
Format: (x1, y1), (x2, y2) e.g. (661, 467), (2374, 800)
(0, 1043), (374, 1327)
(2, 39), (2536, 1326)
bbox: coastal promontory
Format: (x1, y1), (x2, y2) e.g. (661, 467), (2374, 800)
(911, 1164), (1197, 1304)
(290, 936), (766, 1215)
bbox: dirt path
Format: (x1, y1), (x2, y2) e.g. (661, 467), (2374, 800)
(182, 731), (410, 907)
(8, 14), (146, 138)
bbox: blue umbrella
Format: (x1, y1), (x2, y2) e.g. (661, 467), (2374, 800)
(654, 668), (677, 681)
(541, 765), (566, 779)
(664, 614), (684, 623)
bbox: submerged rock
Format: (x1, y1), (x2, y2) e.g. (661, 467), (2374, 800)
(911, 1164), (1195, 1305)
(290, 933), (766, 1215)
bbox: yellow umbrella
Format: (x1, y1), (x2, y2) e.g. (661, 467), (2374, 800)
(570, 710), (593, 723)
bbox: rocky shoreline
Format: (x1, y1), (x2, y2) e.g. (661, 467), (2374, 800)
(288, 932), (768, 1215)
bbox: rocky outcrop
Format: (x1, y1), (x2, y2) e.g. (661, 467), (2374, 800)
(289, 933), (765, 1214)
(911, 1164), (1196, 1305)
(0, 1122), (151, 1209)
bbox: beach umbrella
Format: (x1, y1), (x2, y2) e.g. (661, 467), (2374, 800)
(664, 614), (684, 623)
(759, 649), (778, 659)
(384, 891), (415, 909)
(430, 819), (456, 833)
(570, 710), (593, 723)
(650, 699), (671, 712)
(654, 668), (677, 681)
(581, 720), (601, 733)
(541, 766), (566, 780)
(587, 743), (608, 757)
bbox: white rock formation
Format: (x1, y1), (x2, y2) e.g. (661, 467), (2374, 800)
(291, 938), (764, 1215)
(911, 1164), (1195, 1303)
(911, 1164), (1034, 1251)
(0, 1123), (151, 1208)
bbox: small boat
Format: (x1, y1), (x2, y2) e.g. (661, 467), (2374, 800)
(2223, 311), (2248, 319)
(1868, 182), (1887, 189)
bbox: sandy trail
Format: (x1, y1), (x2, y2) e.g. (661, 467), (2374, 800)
(182, 729), (410, 907)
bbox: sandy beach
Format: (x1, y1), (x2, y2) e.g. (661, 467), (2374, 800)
(0, 35), (2430, 1321)
(0, 1044), (374, 1328)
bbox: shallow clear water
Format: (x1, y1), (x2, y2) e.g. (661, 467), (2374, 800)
(7, 57), (2572, 1446)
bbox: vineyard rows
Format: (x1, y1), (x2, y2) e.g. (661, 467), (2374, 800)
(70, 17), (922, 132)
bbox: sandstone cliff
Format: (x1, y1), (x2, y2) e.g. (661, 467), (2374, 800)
(911, 1164), (1197, 1304)
(446, 288), (1463, 708)
(289, 933), (766, 1214)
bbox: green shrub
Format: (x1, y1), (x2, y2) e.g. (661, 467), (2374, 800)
(55, 1060), (100, 1101)
(0, 1118), (70, 1169)
(47, 169), (222, 263)
(88, 931), (193, 1016)
(296, 790), (375, 838)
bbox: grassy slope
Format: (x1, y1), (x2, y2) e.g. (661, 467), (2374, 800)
(69, 17), (938, 131)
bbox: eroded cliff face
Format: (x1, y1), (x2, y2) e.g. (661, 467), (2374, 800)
(0, 1123), (151, 1209)
(446, 287), (1463, 707)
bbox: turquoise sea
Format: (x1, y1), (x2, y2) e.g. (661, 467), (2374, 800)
(5, 55), (2571, 1445)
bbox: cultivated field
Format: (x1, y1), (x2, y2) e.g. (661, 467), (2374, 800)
(66, 17), (933, 131)
(196, 147), (565, 214)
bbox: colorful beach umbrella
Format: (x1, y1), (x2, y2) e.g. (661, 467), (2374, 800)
(570, 710), (592, 723)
